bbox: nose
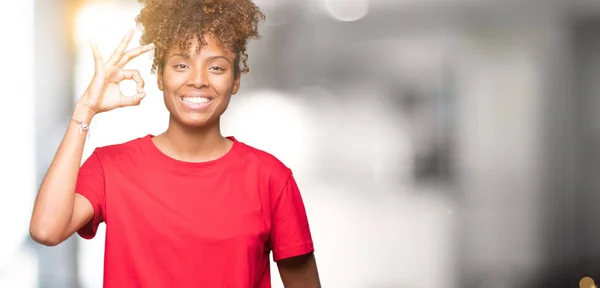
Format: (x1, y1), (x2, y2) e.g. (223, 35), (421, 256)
(187, 66), (209, 88)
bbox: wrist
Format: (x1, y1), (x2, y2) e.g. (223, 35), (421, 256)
(72, 103), (96, 124)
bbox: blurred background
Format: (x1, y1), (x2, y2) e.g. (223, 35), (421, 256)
(2, 0), (600, 287)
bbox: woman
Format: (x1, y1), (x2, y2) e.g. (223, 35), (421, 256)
(29, 0), (320, 287)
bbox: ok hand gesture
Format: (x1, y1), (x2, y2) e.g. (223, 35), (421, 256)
(77, 28), (155, 115)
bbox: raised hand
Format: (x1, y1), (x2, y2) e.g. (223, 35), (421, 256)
(77, 28), (155, 115)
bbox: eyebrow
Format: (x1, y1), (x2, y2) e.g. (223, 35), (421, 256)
(167, 53), (232, 64)
(207, 55), (232, 64)
(167, 53), (190, 60)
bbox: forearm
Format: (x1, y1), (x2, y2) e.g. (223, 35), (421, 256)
(30, 104), (95, 245)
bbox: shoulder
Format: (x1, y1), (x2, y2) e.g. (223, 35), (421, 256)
(235, 139), (292, 180)
(93, 136), (146, 161)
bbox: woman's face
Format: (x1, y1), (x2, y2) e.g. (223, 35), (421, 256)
(158, 34), (240, 128)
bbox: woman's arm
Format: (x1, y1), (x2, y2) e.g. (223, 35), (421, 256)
(277, 252), (321, 288)
(29, 29), (154, 246)
(29, 106), (96, 246)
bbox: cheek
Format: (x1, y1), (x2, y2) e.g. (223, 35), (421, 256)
(212, 75), (236, 94)
(162, 72), (187, 92)
(161, 74), (184, 111)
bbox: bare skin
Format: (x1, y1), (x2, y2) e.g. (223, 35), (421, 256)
(29, 29), (154, 246)
(278, 253), (321, 288)
(151, 34), (239, 162)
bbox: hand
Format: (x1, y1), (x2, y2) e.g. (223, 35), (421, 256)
(77, 28), (155, 115)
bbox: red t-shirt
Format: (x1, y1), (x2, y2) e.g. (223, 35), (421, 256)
(75, 135), (314, 287)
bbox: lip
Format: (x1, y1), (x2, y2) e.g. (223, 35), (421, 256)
(179, 94), (214, 111)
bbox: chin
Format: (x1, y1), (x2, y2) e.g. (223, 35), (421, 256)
(178, 113), (218, 128)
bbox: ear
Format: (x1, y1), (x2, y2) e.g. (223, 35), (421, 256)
(231, 73), (241, 95)
(157, 66), (164, 91)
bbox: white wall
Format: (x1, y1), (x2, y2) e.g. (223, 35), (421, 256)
(0, 0), (37, 287)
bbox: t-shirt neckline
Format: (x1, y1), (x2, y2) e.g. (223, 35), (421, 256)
(141, 134), (240, 171)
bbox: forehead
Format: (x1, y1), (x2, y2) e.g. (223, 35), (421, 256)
(166, 34), (235, 58)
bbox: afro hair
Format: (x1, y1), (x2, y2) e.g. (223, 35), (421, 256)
(135, 0), (265, 75)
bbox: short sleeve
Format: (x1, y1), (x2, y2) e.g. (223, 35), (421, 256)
(269, 172), (314, 261)
(75, 150), (106, 239)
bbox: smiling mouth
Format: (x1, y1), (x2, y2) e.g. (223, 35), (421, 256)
(181, 96), (212, 104)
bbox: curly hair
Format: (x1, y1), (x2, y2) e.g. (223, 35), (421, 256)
(135, 0), (265, 75)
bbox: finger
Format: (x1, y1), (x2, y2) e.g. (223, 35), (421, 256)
(106, 29), (134, 66)
(119, 92), (146, 107)
(121, 69), (145, 93)
(89, 40), (103, 74)
(116, 43), (155, 68)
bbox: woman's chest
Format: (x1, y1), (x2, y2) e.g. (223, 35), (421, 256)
(104, 170), (271, 246)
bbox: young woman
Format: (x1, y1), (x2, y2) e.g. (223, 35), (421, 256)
(29, 0), (320, 287)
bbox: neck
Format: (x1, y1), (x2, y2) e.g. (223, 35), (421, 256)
(155, 116), (232, 162)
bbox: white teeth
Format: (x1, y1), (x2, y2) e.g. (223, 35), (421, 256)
(182, 97), (211, 104)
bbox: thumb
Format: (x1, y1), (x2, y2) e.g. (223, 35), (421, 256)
(119, 92), (146, 107)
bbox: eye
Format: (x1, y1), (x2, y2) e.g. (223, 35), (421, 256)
(209, 66), (225, 72)
(174, 64), (188, 70)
